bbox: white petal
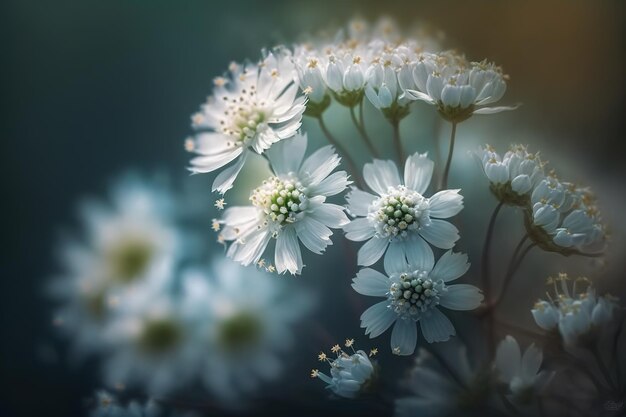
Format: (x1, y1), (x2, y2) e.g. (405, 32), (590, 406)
(384, 241), (409, 275)
(352, 268), (390, 297)
(473, 104), (520, 115)
(428, 189), (463, 218)
(266, 132), (307, 175)
(189, 147), (243, 174)
(344, 218), (376, 242)
(419, 219), (459, 249)
(357, 237), (389, 266)
(495, 335), (521, 383)
(346, 187), (376, 217)
(430, 250), (469, 282)
(404, 235), (435, 271)
(309, 171), (350, 197)
(309, 203), (349, 228)
(521, 343), (543, 383)
(212, 151), (248, 194)
(299, 145), (340, 186)
(391, 319), (418, 355)
(363, 159), (401, 195)
(294, 217), (332, 254)
(439, 284), (483, 310)
(403, 89), (436, 104)
(361, 301), (397, 337)
(227, 229), (271, 266)
(420, 307), (455, 343)
(275, 226), (303, 275)
(404, 152), (434, 194)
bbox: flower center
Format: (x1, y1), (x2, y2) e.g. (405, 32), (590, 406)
(388, 270), (444, 320)
(220, 89), (268, 146)
(369, 186), (430, 240)
(138, 318), (182, 354)
(107, 238), (154, 283)
(217, 311), (263, 352)
(251, 176), (308, 228)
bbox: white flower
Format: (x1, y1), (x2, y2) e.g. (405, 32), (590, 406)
(48, 176), (180, 357)
(529, 174), (605, 254)
(531, 273), (619, 345)
(312, 341), (375, 399)
(344, 153), (463, 269)
(405, 52), (517, 122)
(474, 144), (545, 204)
(395, 343), (489, 417)
(218, 133), (350, 274)
(180, 258), (313, 403)
(495, 335), (552, 401)
(188, 48), (306, 193)
(352, 248), (482, 355)
(89, 390), (198, 417)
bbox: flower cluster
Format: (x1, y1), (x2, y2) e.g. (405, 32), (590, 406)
(311, 339), (376, 398)
(531, 273), (618, 345)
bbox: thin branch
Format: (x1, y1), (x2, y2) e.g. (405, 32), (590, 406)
(317, 116), (363, 188)
(351, 104), (379, 158)
(440, 121), (457, 190)
(391, 119), (405, 164)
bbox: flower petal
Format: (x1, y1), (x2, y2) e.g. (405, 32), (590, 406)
(420, 307), (455, 343)
(391, 319), (418, 355)
(363, 159), (401, 195)
(429, 250), (469, 282)
(212, 150), (248, 194)
(405, 235), (435, 271)
(309, 171), (351, 197)
(299, 145), (340, 186)
(404, 152), (434, 194)
(357, 237), (389, 266)
(384, 241), (409, 275)
(495, 335), (521, 383)
(344, 218), (376, 242)
(419, 219), (459, 249)
(473, 104), (520, 115)
(266, 132), (307, 175)
(428, 189), (463, 219)
(275, 226), (303, 274)
(439, 284), (483, 310)
(352, 268), (390, 297)
(346, 187), (377, 217)
(521, 343), (543, 383)
(294, 217), (332, 254)
(361, 301), (397, 338)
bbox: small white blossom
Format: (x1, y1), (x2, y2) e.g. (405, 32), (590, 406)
(495, 335), (553, 402)
(344, 153), (463, 269)
(531, 273), (619, 345)
(218, 133), (350, 274)
(188, 48), (306, 193)
(312, 341), (375, 399)
(405, 52), (517, 122)
(352, 248), (482, 355)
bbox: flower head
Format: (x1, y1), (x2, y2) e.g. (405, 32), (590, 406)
(495, 335), (553, 403)
(344, 153), (463, 270)
(405, 52), (517, 122)
(218, 133), (350, 274)
(531, 273), (619, 345)
(352, 248), (482, 355)
(188, 48), (307, 193)
(312, 340), (375, 399)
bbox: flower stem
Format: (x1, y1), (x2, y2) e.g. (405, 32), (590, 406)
(351, 104), (379, 158)
(590, 343), (618, 393)
(391, 119), (405, 164)
(440, 121), (457, 190)
(316, 116), (363, 188)
(493, 240), (535, 308)
(481, 201), (503, 357)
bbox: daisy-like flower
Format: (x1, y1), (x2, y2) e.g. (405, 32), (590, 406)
(344, 153), (463, 269)
(474, 144), (545, 206)
(312, 340), (375, 399)
(352, 248), (483, 355)
(395, 343), (496, 417)
(48, 175), (180, 357)
(218, 133), (350, 274)
(531, 273), (619, 345)
(187, 48), (307, 194)
(405, 52), (517, 123)
(528, 173), (606, 255)
(495, 335), (553, 403)
(180, 258), (313, 403)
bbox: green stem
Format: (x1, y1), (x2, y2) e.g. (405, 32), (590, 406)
(481, 201), (504, 358)
(351, 104), (379, 158)
(493, 241), (535, 308)
(317, 116), (363, 188)
(391, 119), (405, 164)
(440, 121), (457, 190)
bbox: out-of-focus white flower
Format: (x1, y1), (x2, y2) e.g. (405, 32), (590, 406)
(495, 335), (552, 402)
(344, 153), (463, 269)
(529, 173), (606, 255)
(218, 133), (350, 275)
(405, 52), (517, 123)
(312, 340), (375, 398)
(531, 273), (619, 345)
(352, 249), (482, 355)
(474, 144), (545, 205)
(89, 390), (199, 417)
(180, 258), (313, 403)
(395, 343), (493, 417)
(188, 48), (306, 193)
(48, 176), (181, 357)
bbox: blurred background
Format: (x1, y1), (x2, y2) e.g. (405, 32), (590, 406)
(2, 1), (625, 416)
